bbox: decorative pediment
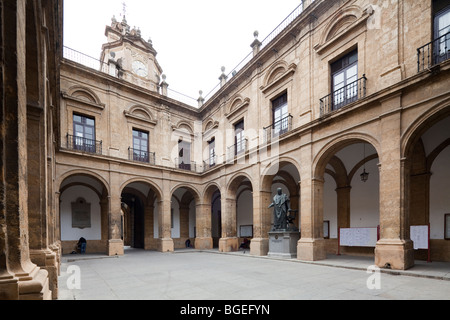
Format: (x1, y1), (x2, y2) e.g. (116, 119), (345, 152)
(260, 61), (297, 94)
(225, 95), (250, 119)
(62, 86), (105, 110)
(124, 105), (157, 126)
(314, 5), (374, 54)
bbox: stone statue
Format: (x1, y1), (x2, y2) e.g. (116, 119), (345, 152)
(268, 188), (292, 231)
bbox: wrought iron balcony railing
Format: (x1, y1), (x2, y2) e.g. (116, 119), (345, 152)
(417, 31), (450, 72)
(227, 139), (248, 161)
(320, 75), (367, 116)
(263, 114), (293, 143)
(128, 147), (156, 165)
(203, 155), (217, 171)
(66, 134), (102, 155)
(175, 158), (197, 172)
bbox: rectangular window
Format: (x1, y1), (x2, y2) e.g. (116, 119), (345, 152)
(434, 3), (450, 64)
(209, 138), (216, 167)
(178, 139), (191, 170)
(234, 120), (245, 155)
(132, 129), (149, 162)
(331, 49), (358, 110)
(73, 114), (96, 152)
(272, 93), (289, 137)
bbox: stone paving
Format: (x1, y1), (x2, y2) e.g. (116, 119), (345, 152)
(58, 248), (450, 301)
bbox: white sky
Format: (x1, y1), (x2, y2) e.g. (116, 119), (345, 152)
(63, 0), (301, 102)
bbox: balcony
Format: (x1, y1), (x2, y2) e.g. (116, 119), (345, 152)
(128, 147), (156, 165)
(227, 139), (248, 161)
(320, 75), (367, 116)
(203, 155), (217, 172)
(175, 158), (197, 172)
(263, 114), (293, 143)
(417, 31), (450, 72)
(66, 134), (102, 155)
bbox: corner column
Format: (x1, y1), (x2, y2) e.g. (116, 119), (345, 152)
(375, 94), (414, 270)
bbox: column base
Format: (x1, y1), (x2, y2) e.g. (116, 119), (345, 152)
(250, 238), (269, 256)
(30, 249), (59, 300)
(17, 266), (52, 300)
(107, 239), (124, 256)
(157, 238), (174, 253)
(219, 237), (238, 252)
(297, 238), (326, 261)
(0, 275), (19, 300)
(375, 239), (415, 270)
(195, 237), (213, 250)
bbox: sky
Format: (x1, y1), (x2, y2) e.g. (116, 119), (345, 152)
(63, 0), (302, 104)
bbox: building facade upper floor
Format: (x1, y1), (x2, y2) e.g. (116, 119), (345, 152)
(59, 0), (450, 173)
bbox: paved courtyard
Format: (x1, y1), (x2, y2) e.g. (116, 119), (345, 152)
(58, 249), (450, 301)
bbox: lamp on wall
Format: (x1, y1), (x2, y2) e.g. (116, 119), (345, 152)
(360, 143), (369, 183)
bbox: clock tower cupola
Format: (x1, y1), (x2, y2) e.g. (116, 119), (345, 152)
(100, 15), (164, 92)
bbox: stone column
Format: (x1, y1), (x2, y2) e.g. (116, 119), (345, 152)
(107, 195), (124, 256)
(144, 202), (155, 250)
(195, 203), (213, 250)
(219, 197), (238, 252)
(375, 94), (414, 270)
(0, 0), (51, 300)
(179, 205), (190, 240)
(27, 106), (58, 300)
(336, 186), (351, 230)
(297, 177), (326, 261)
(250, 190), (272, 256)
(157, 197), (174, 252)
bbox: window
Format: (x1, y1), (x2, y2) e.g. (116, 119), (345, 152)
(234, 120), (245, 155)
(434, 2), (450, 64)
(132, 129), (149, 162)
(73, 114), (96, 152)
(208, 138), (216, 167)
(272, 93), (289, 137)
(331, 49), (358, 110)
(178, 139), (191, 170)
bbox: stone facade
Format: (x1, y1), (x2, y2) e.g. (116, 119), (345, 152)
(0, 0), (63, 300)
(1, 0), (450, 300)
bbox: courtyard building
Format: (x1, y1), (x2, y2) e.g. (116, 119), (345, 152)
(1, 0), (449, 300)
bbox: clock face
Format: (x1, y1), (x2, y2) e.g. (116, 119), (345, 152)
(132, 60), (148, 77)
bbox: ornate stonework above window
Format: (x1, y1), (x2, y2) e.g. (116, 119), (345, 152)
(62, 86), (105, 111)
(225, 95), (250, 119)
(260, 61), (297, 94)
(314, 5), (375, 55)
(124, 105), (157, 126)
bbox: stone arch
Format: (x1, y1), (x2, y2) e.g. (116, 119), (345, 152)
(313, 132), (381, 179)
(202, 181), (222, 204)
(58, 171), (110, 255)
(261, 157), (301, 191)
(119, 177), (163, 202)
(401, 97), (450, 159)
(226, 172), (254, 197)
(57, 169), (110, 197)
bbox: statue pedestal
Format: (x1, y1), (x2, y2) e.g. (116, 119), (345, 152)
(268, 230), (300, 259)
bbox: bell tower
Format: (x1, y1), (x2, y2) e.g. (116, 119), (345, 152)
(100, 15), (163, 92)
